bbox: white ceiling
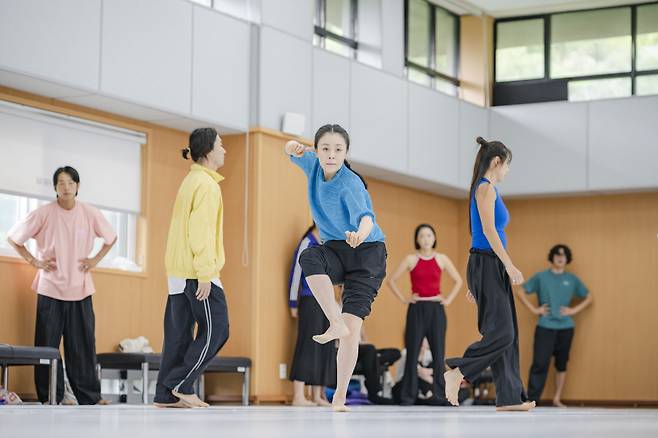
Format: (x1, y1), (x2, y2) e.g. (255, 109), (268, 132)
(444, 0), (648, 17)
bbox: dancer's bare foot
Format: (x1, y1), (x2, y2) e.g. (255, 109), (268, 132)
(496, 401), (536, 412)
(553, 399), (567, 408)
(292, 397), (317, 407)
(444, 368), (463, 406)
(172, 390), (209, 408)
(313, 397), (331, 407)
(97, 399), (112, 406)
(312, 322), (349, 345)
(331, 396), (351, 412)
(154, 400), (192, 408)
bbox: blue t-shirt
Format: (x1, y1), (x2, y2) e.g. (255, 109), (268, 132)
(471, 178), (510, 250)
(523, 269), (589, 330)
(290, 152), (385, 243)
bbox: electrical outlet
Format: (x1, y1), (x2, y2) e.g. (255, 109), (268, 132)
(279, 363), (287, 380)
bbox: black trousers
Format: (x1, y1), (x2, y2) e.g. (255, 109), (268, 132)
(289, 295), (337, 387)
(34, 294), (101, 405)
(355, 344), (400, 403)
(299, 240), (387, 319)
(400, 302), (447, 405)
(446, 249), (525, 407)
(155, 281), (229, 403)
(527, 326), (575, 402)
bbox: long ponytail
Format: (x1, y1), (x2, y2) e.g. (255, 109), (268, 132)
(468, 136), (512, 233)
(314, 124), (368, 190)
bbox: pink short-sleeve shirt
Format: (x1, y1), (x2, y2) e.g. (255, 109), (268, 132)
(8, 201), (117, 301)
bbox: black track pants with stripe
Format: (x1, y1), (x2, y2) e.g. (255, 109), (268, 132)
(155, 280), (229, 403)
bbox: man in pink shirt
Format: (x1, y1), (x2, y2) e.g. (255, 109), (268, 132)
(7, 166), (117, 405)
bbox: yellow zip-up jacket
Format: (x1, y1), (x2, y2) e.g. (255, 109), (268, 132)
(165, 164), (225, 282)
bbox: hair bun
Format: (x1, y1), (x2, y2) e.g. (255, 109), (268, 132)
(181, 147), (190, 160)
(476, 136), (488, 146)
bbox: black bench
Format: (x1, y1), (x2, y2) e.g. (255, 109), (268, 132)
(0, 344), (60, 405)
(96, 353), (251, 405)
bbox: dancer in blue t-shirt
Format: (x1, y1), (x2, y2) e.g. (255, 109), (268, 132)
(285, 124), (387, 412)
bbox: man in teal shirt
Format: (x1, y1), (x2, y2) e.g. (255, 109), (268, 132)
(516, 244), (593, 407)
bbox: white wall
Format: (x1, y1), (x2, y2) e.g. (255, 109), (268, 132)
(2, 0), (658, 198)
(0, 0), (101, 91)
(458, 101), (489, 189)
(381, 0), (405, 77)
(357, 0), (383, 69)
(408, 83), (459, 186)
(0, 0), (252, 133)
(588, 96), (658, 191)
(192, 6), (251, 130)
(350, 62), (408, 174)
(312, 49), (351, 131)
(260, 0), (314, 41)
(491, 101), (588, 196)
(101, 0), (192, 115)
(259, 26), (312, 137)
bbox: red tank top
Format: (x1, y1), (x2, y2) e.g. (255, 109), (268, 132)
(410, 255), (442, 298)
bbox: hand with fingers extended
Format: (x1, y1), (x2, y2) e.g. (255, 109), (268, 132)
(345, 230), (366, 248)
(560, 306), (576, 316)
(78, 257), (99, 273)
(196, 281), (211, 301)
(466, 289), (476, 304)
(505, 264), (524, 286)
(534, 304), (550, 316)
(32, 258), (57, 272)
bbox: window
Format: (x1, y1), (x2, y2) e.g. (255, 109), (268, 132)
(637, 4), (658, 71)
(407, 0), (431, 68)
(314, 0), (358, 58)
(494, 2), (658, 104)
(495, 19), (545, 82)
(568, 77), (632, 102)
(636, 74), (658, 96)
(551, 8), (631, 78)
(405, 0), (460, 95)
(0, 192), (140, 272)
(0, 99), (145, 272)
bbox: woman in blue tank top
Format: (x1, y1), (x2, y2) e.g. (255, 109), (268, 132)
(444, 137), (535, 412)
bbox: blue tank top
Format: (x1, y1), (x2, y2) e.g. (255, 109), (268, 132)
(470, 178), (510, 250)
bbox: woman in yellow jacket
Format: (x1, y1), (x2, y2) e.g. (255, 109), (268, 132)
(154, 127), (230, 408)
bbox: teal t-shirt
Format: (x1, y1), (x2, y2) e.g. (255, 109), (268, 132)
(523, 269), (589, 330)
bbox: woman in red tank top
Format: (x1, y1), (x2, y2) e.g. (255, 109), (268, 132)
(386, 224), (463, 405)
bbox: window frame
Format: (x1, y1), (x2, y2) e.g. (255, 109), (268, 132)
(493, 1), (658, 104)
(404, 0), (461, 89)
(314, 0), (359, 56)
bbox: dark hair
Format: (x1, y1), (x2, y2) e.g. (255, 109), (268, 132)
(548, 244), (572, 264)
(414, 224), (437, 250)
(182, 127), (218, 162)
(52, 166), (80, 197)
(314, 124), (368, 189)
(468, 136), (513, 233)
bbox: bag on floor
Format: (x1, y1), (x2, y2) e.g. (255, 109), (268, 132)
(118, 336), (154, 353)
